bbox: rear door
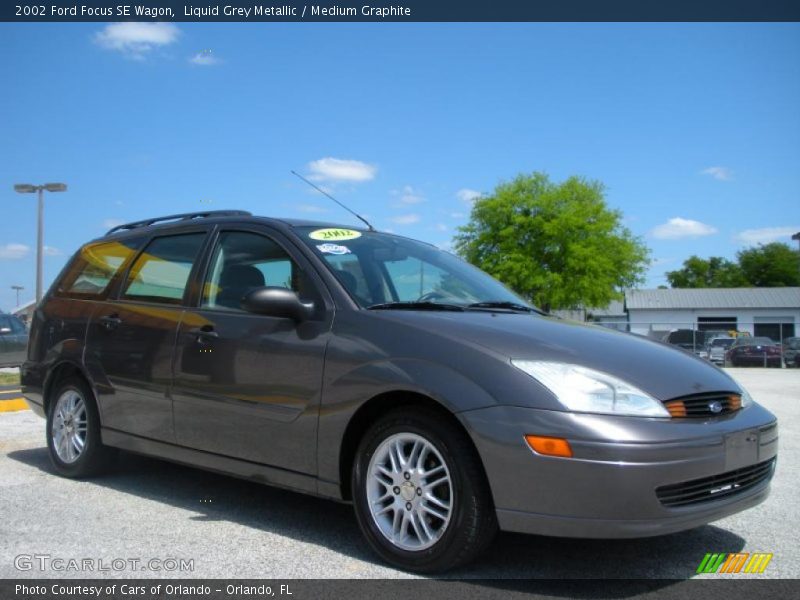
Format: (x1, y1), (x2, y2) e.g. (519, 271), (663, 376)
(85, 230), (209, 442)
(171, 226), (332, 475)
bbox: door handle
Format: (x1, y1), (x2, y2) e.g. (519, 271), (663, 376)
(188, 326), (218, 343)
(99, 314), (122, 331)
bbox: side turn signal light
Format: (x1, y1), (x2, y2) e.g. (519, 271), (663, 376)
(525, 435), (573, 458)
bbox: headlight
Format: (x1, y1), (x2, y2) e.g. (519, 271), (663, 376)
(511, 360), (670, 418)
(740, 386), (754, 408)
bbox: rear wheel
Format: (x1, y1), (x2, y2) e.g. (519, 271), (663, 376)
(46, 376), (115, 478)
(351, 407), (497, 573)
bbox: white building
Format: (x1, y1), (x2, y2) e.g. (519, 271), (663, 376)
(10, 299), (36, 326)
(623, 287), (800, 342)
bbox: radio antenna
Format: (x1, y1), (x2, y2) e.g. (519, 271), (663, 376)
(291, 170), (375, 231)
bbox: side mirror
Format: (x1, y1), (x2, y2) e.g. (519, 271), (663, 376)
(241, 287), (314, 321)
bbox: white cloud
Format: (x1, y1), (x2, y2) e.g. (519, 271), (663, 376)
(294, 204), (328, 214)
(393, 185), (425, 205)
(735, 226), (800, 246)
(449, 211), (465, 219)
(701, 166), (733, 181)
(435, 223), (448, 232)
(456, 188), (481, 203)
(43, 246), (62, 257)
(189, 51), (221, 66)
(103, 218), (124, 230)
(389, 214), (420, 225)
(651, 217), (718, 240)
(0, 243), (30, 260)
(307, 158), (376, 183)
(94, 22), (180, 59)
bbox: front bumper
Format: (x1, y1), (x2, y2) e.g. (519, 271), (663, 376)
(459, 403), (778, 538)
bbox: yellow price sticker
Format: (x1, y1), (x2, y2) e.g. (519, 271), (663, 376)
(308, 228), (362, 241)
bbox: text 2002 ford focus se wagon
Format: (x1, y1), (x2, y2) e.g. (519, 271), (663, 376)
(22, 210), (778, 572)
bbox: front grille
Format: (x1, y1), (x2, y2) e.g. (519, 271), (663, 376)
(656, 458), (775, 508)
(663, 393), (742, 417)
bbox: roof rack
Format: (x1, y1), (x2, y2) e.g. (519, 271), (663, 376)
(105, 210), (252, 235)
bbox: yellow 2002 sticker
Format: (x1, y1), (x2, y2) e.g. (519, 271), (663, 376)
(308, 228), (362, 241)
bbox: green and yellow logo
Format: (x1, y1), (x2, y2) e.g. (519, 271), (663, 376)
(696, 552), (773, 574)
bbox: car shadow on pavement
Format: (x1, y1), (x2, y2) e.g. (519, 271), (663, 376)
(9, 446), (746, 590)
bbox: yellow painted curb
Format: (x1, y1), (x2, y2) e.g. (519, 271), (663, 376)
(0, 398), (29, 412)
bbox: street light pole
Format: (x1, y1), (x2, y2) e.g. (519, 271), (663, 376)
(11, 285), (24, 306)
(13, 182), (67, 304)
(37, 187), (44, 304)
(793, 232), (800, 283)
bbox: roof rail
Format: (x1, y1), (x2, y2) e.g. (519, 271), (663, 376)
(105, 210), (252, 235)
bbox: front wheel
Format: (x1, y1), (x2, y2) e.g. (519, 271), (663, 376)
(351, 407), (497, 573)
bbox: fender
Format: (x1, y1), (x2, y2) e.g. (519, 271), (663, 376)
(39, 352), (96, 417)
(316, 357), (499, 494)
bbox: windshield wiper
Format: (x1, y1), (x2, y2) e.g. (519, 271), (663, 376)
(366, 301), (465, 312)
(467, 301), (546, 315)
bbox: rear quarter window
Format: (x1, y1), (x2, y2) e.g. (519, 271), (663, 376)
(57, 239), (142, 297)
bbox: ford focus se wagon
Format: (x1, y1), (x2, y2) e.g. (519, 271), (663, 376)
(22, 210), (778, 572)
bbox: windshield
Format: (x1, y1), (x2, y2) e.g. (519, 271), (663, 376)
(296, 227), (534, 309)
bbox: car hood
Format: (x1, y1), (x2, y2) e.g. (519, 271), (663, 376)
(370, 310), (741, 401)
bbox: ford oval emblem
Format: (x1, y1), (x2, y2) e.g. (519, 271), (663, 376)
(709, 401), (723, 414)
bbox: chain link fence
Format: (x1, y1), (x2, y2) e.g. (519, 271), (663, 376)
(585, 319), (798, 368)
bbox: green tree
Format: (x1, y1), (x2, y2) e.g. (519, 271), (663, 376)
(453, 172), (649, 311)
(737, 243), (800, 287)
(666, 256), (748, 288)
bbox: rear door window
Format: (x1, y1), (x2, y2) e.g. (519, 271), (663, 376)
(121, 233), (207, 305)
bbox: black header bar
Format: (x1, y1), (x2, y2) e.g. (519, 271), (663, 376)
(4, 1), (800, 23)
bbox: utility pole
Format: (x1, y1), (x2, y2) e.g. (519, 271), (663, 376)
(13, 182), (67, 303)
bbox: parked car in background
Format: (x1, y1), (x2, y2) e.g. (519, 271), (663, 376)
(726, 337), (783, 368)
(662, 329), (706, 355)
(0, 313), (29, 367)
(707, 337), (736, 365)
(782, 337), (800, 368)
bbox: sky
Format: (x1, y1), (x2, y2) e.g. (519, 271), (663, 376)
(1, 22), (799, 311)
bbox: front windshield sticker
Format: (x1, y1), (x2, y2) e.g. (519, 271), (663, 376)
(316, 243), (352, 255)
(309, 228), (362, 241)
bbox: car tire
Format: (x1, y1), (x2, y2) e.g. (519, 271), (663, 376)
(46, 376), (116, 478)
(351, 406), (497, 573)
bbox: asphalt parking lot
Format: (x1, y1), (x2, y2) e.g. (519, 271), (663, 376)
(0, 368), (797, 580)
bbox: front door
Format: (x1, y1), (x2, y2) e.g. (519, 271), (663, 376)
(171, 228), (331, 476)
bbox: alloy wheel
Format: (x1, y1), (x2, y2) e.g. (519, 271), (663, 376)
(52, 389), (88, 464)
(366, 432), (453, 551)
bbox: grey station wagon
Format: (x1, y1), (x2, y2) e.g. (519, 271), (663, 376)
(22, 210), (778, 572)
